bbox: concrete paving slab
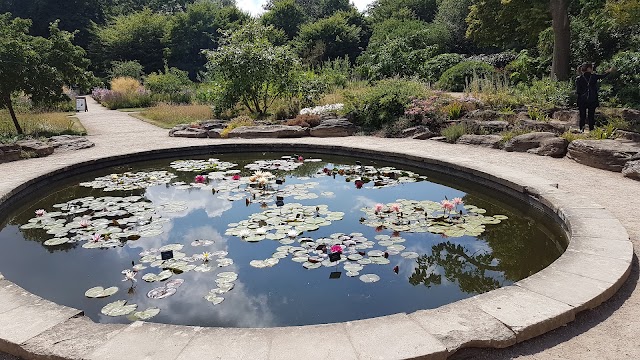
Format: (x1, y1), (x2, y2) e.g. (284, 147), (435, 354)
(22, 316), (126, 360)
(87, 322), (197, 360)
(516, 267), (614, 312)
(409, 299), (516, 353)
(567, 236), (633, 261)
(0, 282), (43, 314)
(267, 323), (357, 360)
(176, 327), (271, 360)
(471, 286), (575, 343)
(568, 217), (630, 240)
(344, 313), (448, 360)
(549, 250), (632, 284)
(0, 299), (81, 355)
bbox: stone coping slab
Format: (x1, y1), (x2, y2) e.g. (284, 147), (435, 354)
(0, 141), (633, 360)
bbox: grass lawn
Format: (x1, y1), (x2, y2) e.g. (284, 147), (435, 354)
(0, 110), (86, 143)
(135, 104), (213, 129)
(117, 108), (149, 113)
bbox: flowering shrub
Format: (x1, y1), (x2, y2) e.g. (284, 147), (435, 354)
(299, 103), (344, 115)
(91, 87), (152, 110)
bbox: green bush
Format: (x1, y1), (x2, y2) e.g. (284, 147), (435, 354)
(515, 78), (573, 109)
(437, 61), (494, 92)
(607, 51), (640, 107)
(145, 67), (192, 95)
(441, 122), (468, 143)
(420, 53), (465, 83)
(505, 50), (545, 84)
(344, 78), (427, 129)
(109, 60), (144, 80)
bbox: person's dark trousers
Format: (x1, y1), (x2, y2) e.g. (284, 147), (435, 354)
(578, 101), (597, 131)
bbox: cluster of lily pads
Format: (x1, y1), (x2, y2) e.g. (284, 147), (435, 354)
(244, 156), (322, 172)
(79, 171), (177, 191)
(86, 238), (240, 321)
(360, 199), (506, 237)
(225, 203), (344, 243)
(22, 196), (180, 248)
(169, 159), (238, 172)
(318, 165), (425, 189)
(248, 232), (420, 282)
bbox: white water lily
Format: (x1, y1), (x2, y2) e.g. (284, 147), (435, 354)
(287, 230), (299, 238)
(201, 252), (212, 262)
(238, 229), (251, 238)
(122, 269), (137, 282)
(255, 227), (268, 235)
(254, 171), (274, 178)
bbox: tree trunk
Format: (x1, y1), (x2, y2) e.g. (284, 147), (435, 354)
(550, 0), (571, 81)
(4, 95), (23, 135)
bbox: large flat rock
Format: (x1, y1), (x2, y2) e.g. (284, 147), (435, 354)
(16, 140), (54, 157)
(0, 144), (20, 163)
(48, 135), (95, 151)
(309, 119), (356, 137)
(227, 125), (308, 139)
(567, 139), (640, 171)
(622, 159), (640, 180)
(409, 299), (515, 353)
(504, 132), (557, 152)
(175, 327), (271, 360)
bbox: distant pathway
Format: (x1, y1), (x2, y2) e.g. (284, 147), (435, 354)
(0, 97), (638, 359)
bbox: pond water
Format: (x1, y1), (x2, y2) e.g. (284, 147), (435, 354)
(0, 153), (566, 327)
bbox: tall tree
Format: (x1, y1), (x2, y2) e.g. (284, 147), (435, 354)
(550, 0), (571, 80)
(0, 14), (91, 134)
(261, 0), (307, 40)
(367, 0), (438, 23)
(169, 0), (248, 79)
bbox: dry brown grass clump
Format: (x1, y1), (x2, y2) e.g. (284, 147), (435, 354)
(285, 114), (322, 128)
(0, 110), (85, 139)
(139, 103), (213, 128)
(221, 116), (255, 138)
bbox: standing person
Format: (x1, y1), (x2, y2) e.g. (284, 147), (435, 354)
(576, 63), (614, 132)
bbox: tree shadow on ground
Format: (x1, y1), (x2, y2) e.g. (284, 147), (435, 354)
(450, 253), (639, 360)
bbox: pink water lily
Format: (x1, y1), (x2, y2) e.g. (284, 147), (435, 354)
(79, 219), (91, 228)
(354, 180), (364, 189)
(194, 175), (206, 183)
(441, 200), (455, 212)
(390, 203), (401, 213)
(297, 156), (304, 162)
(91, 233), (102, 242)
(331, 245), (343, 254)
(374, 203), (384, 214)
(231, 174), (241, 181)
(453, 197), (464, 206)
(35, 209), (46, 217)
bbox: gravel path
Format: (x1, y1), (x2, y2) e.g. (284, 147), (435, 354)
(1, 98), (638, 359)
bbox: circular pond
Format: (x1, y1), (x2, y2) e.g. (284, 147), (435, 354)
(0, 153), (567, 328)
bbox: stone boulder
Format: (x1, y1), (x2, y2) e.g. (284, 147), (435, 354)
(521, 119), (571, 134)
(623, 160), (640, 180)
(552, 110), (579, 127)
(527, 137), (569, 157)
(464, 110), (500, 121)
(171, 127), (208, 138)
(504, 132), (557, 152)
(227, 125), (308, 139)
(48, 135), (94, 151)
(614, 129), (640, 143)
(16, 140), (54, 157)
(207, 129), (223, 139)
(309, 119), (356, 137)
(457, 135), (503, 149)
(413, 131), (436, 140)
(0, 144), (21, 163)
(472, 120), (510, 134)
(401, 126), (427, 138)
(567, 139), (640, 171)
(199, 120), (226, 131)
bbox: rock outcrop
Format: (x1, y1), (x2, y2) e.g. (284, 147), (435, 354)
(309, 119), (356, 137)
(567, 139), (640, 171)
(456, 135), (503, 148)
(227, 125), (308, 138)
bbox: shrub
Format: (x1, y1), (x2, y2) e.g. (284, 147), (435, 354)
(145, 68), (192, 95)
(441, 122), (469, 143)
(561, 131), (587, 143)
(437, 61), (495, 92)
(505, 50), (545, 84)
(382, 117), (413, 138)
(292, 71), (329, 108)
(606, 51), (640, 107)
(467, 51), (518, 68)
(420, 53), (465, 83)
(286, 114), (322, 128)
(443, 101), (464, 120)
(404, 96), (446, 127)
(91, 87), (152, 110)
(220, 116), (255, 138)
(515, 78), (573, 109)
(109, 61), (144, 80)
(527, 107), (549, 122)
(318, 57), (352, 89)
(500, 128), (532, 146)
(344, 78), (427, 129)
(110, 77), (142, 94)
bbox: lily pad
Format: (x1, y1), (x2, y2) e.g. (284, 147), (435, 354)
(359, 274), (381, 283)
(127, 307), (160, 321)
(85, 286), (118, 298)
(147, 286), (177, 299)
(101, 300), (137, 317)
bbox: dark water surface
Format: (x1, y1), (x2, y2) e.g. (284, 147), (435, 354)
(0, 153), (566, 327)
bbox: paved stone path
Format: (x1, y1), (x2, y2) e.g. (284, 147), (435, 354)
(1, 98), (638, 359)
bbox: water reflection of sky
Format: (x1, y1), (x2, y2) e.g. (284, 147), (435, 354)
(0, 154), (565, 327)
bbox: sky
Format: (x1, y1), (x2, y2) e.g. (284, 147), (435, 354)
(236, 0), (375, 16)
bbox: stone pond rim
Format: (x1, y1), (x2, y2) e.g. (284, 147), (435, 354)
(0, 141), (632, 360)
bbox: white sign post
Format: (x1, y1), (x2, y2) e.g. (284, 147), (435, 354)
(76, 97), (87, 112)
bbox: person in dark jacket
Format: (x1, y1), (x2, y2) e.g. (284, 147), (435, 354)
(576, 63), (614, 132)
